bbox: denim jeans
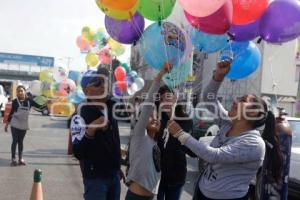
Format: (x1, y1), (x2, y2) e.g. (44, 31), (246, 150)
(83, 173), (120, 200)
(157, 183), (183, 200)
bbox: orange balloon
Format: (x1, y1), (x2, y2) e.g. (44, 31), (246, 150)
(232, 0), (269, 25)
(96, 0), (139, 20)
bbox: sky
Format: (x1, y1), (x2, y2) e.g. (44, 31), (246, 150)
(0, 0), (133, 71)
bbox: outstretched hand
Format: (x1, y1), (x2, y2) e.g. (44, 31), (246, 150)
(156, 62), (173, 81)
(213, 60), (232, 82)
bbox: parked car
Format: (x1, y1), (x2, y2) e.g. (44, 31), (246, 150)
(0, 85), (8, 117)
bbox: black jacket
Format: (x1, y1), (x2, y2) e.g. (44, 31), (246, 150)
(157, 112), (196, 185)
(72, 99), (121, 179)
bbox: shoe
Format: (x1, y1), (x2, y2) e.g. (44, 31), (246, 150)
(10, 159), (18, 166)
(18, 159), (26, 166)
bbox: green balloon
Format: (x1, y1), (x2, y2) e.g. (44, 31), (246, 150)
(121, 63), (131, 73)
(138, 0), (176, 21)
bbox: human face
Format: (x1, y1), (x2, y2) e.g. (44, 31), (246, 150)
(160, 92), (176, 111)
(146, 114), (161, 137)
(228, 95), (263, 121)
(85, 80), (107, 102)
(16, 87), (26, 100)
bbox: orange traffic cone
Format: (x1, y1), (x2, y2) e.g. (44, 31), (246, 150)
(30, 169), (43, 200)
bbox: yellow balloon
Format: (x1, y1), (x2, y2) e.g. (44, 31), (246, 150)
(39, 69), (53, 82)
(96, 0), (139, 20)
(108, 38), (125, 56)
(85, 52), (99, 67)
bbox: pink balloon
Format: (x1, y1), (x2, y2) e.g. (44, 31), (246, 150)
(184, 0), (232, 35)
(76, 36), (90, 51)
(179, 0), (227, 17)
(99, 48), (113, 65)
(114, 66), (126, 81)
(59, 79), (76, 96)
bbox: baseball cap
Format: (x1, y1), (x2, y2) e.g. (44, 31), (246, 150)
(81, 68), (109, 89)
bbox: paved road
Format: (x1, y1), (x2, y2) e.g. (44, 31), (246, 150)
(0, 111), (198, 200)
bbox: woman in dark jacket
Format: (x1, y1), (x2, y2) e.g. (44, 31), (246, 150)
(156, 86), (196, 200)
(4, 85), (39, 166)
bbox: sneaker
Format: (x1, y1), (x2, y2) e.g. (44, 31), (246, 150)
(18, 159), (26, 166)
(10, 159), (18, 167)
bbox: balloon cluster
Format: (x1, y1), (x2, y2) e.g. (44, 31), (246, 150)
(76, 26), (126, 67)
(29, 65), (86, 109)
(113, 63), (144, 97)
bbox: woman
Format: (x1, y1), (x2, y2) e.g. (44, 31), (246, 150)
(156, 86), (196, 200)
(167, 60), (283, 200)
(4, 85), (39, 166)
(126, 63), (171, 200)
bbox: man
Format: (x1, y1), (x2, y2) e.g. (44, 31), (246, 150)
(71, 68), (122, 200)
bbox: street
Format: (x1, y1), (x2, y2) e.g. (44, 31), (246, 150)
(0, 111), (198, 200)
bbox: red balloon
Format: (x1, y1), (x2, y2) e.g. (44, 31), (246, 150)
(232, 0), (269, 25)
(114, 66), (126, 81)
(117, 81), (128, 91)
(184, 0), (232, 35)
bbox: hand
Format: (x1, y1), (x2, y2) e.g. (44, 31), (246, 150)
(167, 120), (183, 136)
(213, 60), (232, 82)
(119, 170), (126, 184)
(156, 62), (173, 81)
(4, 124), (8, 133)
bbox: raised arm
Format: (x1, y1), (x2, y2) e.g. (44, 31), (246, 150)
(133, 63), (172, 136)
(201, 60), (231, 126)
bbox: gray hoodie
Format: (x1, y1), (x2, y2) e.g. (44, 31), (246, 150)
(127, 80), (161, 194)
(183, 79), (265, 199)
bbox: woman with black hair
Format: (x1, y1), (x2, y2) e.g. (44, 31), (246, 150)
(156, 86), (196, 200)
(4, 85), (39, 166)
(166, 60), (283, 200)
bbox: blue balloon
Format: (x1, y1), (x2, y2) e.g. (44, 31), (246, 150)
(163, 58), (192, 88)
(68, 89), (86, 104)
(221, 41), (261, 80)
(68, 71), (81, 84)
(128, 70), (138, 78)
(139, 22), (187, 70)
(190, 28), (228, 53)
(126, 75), (135, 87)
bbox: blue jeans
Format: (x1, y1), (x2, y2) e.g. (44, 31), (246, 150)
(157, 183), (183, 200)
(83, 174), (120, 200)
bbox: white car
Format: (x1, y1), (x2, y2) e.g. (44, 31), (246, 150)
(0, 85), (8, 116)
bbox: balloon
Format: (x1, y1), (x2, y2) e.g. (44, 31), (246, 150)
(82, 26), (94, 42)
(39, 68), (53, 82)
(59, 79), (77, 96)
(114, 66), (127, 81)
(99, 48), (113, 65)
(41, 81), (53, 97)
(139, 0), (176, 21)
(105, 12), (144, 44)
(117, 81), (128, 91)
(220, 41), (261, 79)
(85, 52), (99, 67)
(112, 83), (123, 97)
(29, 80), (42, 96)
(229, 19), (260, 41)
(108, 38), (125, 56)
(260, 0), (300, 43)
(68, 70), (81, 84)
(134, 77), (144, 91)
(190, 28), (228, 53)
(126, 75), (135, 87)
(95, 0), (140, 20)
(140, 22), (186, 70)
(53, 64), (69, 82)
(232, 0), (269, 25)
(163, 57), (192, 87)
(127, 83), (138, 95)
(179, 0), (227, 17)
(68, 89), (86, 104)
(180, 27), (193, 65)
(76, 36), (90, 52)
(94, 29), (108, 49)
(128, 70), (138, 78)
(184, 0), (232, 35)
(121, 63), (131, 73)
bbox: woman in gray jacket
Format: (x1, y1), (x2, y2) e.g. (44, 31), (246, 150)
(126, 63), (172, 200)
(166, 60), (283, 200)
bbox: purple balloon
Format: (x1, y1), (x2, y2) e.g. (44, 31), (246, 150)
(260, 0), (300, 43)
(229, 19), (260, 41)
(113, 84), (123, 97)
(105, 12), (145, 44)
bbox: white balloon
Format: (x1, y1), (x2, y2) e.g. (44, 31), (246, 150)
(53, 64), (69, 82)
(134, 77), (145, 91)
(29, 80), (42, 96)
(127, 83), (138, 96)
